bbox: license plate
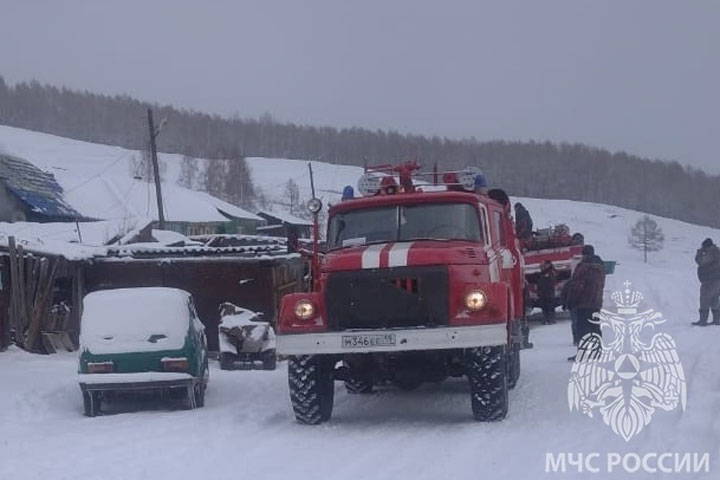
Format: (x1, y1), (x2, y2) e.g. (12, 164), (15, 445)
(341, 333), (397, 349)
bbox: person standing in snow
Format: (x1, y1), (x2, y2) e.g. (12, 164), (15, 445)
(514, 202), (533, 242)
(691, 238), (720, 326)
(561, 277), (579, 345)
(537, 260), (557, 325)
(565, 244), (606, 360)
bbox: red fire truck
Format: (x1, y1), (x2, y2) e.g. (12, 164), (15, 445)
(522, 225), (585, 309)
(276, 163), (527, 424)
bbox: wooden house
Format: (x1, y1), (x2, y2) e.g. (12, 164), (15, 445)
(0, 154), (82, 223)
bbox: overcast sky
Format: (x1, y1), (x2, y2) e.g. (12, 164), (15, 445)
(1, 0), (718, 172)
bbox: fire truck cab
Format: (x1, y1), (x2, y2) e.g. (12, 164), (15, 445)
(276, 164), (527, 424)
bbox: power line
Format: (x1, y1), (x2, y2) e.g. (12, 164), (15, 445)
(65, 150), (133, 193)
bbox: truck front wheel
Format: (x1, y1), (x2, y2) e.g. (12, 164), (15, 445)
(288, 355), (335, 424)
(467, 346), (509, 421)
(344, 377), (374, 394)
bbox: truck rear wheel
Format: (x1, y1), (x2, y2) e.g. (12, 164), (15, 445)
(468, 346), (509, 421)
(288, 355), (335, 424)
(508, 321), (522, 389)
(507, 341), (521, 390)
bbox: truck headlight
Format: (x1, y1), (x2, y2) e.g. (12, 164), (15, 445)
(294, 300), (315, 320)
(465, 290), (488, 311)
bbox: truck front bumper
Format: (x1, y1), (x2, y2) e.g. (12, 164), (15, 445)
(276, 323), (507, 355)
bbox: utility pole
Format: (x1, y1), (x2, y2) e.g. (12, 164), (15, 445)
(147, 107), (165, 229)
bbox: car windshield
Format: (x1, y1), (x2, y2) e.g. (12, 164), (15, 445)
(328, 202), (482, 250)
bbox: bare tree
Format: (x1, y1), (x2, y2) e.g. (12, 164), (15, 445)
(628, 215), (665, 263)
(129, 150), (165, 183)
(178, 155), (199, 189)
(204, 158), (228, 200)
(284, 179), (301, 215)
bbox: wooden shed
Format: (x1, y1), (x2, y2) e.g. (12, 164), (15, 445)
(84, 242), (305, 350)
(0, 233), (305, 353)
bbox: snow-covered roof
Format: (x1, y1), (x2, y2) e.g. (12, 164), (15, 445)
(257, 209), (313, 226)
(104, 243), (291, 259)
(0, 154), (81, 220)
(0, 126), (260, 224)
(0, 219), (296, 262)
(151, 229), (200, 246)
(0, 219), (146, 247)
(0, 219), (153, 260)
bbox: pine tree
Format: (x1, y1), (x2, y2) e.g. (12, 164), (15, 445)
(628, 215), (665, 263)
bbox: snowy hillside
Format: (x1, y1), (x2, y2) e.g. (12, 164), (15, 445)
(0, 126), (259, 227)
(1, 126), (720, 479)
(245, 156), (362, 207)
(0, 125), (365, 227)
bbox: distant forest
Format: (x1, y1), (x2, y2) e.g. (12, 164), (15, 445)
(0, 76), (718, 227)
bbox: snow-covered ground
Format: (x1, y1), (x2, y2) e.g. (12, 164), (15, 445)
(2, 186), (720, 479)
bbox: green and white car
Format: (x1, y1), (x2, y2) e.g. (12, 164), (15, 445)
(78, 287), (209, 416)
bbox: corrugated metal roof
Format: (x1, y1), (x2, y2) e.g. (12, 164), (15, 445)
(105, 243), (288, 259)
(0, 154), (81, 219)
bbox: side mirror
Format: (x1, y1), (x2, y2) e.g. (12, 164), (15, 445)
(307, 198), (323, 214)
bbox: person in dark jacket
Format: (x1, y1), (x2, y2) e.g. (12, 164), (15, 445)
(561, 278), (579, 345)
(537, 260), (557, 325)
(692, 238), (720, 326)
(565, 244), (606, 360)
(514, 202), (533, 241)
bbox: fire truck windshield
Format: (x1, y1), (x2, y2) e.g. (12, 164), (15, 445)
(328, 202), (482, 250)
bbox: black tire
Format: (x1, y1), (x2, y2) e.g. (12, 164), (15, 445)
(288, 355), (335, 424)
(82, 390), (101, 417)
(344, 377), (374, 394)
(507, 341), (521, 390)
(507, 321), (522, 390)
(392, 377), (422, 392)
(468, 346), (509, 422)
(262, 350), (277, 371)
(219, 352), (236, 370)
(194, 382), (206, 408)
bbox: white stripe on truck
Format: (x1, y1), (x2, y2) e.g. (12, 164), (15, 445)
(361, 243), (386, 269)
(387, 242), (413, 268)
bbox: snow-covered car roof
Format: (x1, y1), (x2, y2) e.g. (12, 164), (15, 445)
(80, 287), (193, 354)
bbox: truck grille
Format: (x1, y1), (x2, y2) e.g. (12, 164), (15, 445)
(325, 266), (449, 330)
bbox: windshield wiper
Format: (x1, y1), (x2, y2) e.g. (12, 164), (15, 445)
(402, 237), (476, 243)
(330, 239), (393, 251)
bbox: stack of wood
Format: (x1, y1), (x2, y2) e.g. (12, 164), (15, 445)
(6, 237), (72, 353)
